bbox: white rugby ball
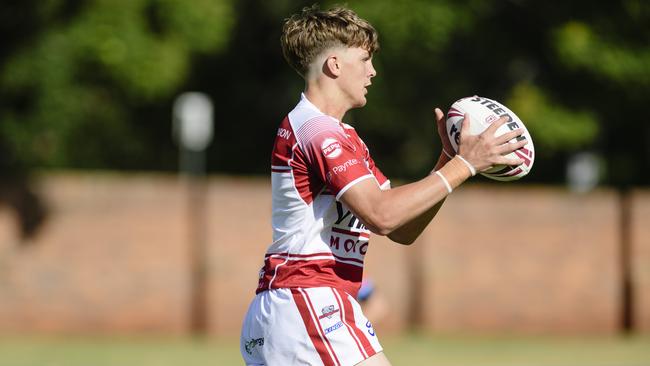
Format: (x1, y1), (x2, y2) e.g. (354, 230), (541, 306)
(446, 96), (534, 181)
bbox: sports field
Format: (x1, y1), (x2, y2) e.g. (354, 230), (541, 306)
(1, 334), (648, 366)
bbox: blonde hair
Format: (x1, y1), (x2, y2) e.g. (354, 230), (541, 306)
(281, 5), (379, 78)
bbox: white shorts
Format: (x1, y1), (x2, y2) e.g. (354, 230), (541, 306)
(240, 287), (383, 365)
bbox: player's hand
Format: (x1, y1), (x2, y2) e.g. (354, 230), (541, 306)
(434, 108), (455, 159)
(457, 113), (527, 172)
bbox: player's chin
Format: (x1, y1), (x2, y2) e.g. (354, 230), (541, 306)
(354, 95), (368, 108)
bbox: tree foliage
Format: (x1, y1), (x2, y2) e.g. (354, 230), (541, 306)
(1, 0), (648, 185)
(0, 0), (234, 169)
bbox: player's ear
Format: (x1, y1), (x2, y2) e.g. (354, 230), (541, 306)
(323, 55), (341, 77)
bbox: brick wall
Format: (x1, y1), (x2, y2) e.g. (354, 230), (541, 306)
(0, 173), (647, 336)
(0, 173), (191, 334)
(416, 186), (621, 335)
(631, 190), (650, 333)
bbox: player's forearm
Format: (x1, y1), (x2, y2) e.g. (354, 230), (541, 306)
(387, 199), (445, 244)
(386, 153), (451, 244)
(369, 155), (472, 236)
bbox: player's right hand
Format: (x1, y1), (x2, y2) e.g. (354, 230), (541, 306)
(457, 114), (527, 172)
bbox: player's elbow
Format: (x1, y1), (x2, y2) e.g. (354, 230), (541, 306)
(366, 209), (422, 245)
(363, 211), (400, 237)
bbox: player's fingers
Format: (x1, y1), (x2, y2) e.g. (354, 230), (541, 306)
(496, 139), (528, 155)
(460, 113), (471, 137)
(484, 115), (509, 135)
(495, 156), (524, 166)
(433, 108), (447, 132)
(434, 108), (445, 125)
(495, 128), (525, 145)
(435, 107), (456, 157)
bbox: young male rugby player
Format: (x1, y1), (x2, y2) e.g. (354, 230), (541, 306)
(240, 5), (526, 366)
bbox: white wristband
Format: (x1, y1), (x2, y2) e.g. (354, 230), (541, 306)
(455, 154), (476, 176)
(435, 171), (453, 194)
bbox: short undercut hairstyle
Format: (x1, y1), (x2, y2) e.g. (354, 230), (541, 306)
(281, 5), (379, 78)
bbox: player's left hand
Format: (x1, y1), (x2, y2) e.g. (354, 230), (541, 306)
(434, 108), (454, 158)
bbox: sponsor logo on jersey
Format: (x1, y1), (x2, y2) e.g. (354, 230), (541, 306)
(329, 235), (368, 255)
(321, 138), (342, 159)
(244, 337), (264, 354)
(366, 320), (376, 336)
(319, 305), (340, 319)
(277, 128), (292, 140)
(334, 202), (368, 232)
(329, 201), (370, 255)
(331, 159), (359, 175)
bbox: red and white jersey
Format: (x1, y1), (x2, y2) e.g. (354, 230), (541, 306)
(257, 94), (390, 298)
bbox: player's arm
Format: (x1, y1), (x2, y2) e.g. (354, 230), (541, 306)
(384, 108), (452, 244)
(340, 111), (527, 244)
(339, 155), (462, 241)
(385, 152), (450, 244)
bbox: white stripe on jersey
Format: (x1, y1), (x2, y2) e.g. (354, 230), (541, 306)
(265, 252), (364, 268)
(335, 174), (375, 201)
(267, 255), (289, 290)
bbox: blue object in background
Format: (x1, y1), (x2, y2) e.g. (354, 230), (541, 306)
(358, 278), (375, 302)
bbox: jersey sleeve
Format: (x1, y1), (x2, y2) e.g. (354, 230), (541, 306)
(366, 153), (391, 190)
(298, 117), (375, 200)
(360, 139), (390, 190)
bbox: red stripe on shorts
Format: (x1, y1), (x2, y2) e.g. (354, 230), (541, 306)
(331, 288), (367, 358)
(291, 289), (340, 366)
(336, 288), (377, 358)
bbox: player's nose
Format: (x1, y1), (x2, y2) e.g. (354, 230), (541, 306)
(368, 60), (377, 78)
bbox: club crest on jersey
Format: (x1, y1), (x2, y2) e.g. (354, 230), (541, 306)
(319, 305), (340, 319)
(321, 138), (342, 159)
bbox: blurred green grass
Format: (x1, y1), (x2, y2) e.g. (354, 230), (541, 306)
(0, 334), (648, 366)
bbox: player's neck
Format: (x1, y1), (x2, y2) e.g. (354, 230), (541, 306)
(304, 82), (349, 121)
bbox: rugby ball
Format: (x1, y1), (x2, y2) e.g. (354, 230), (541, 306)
(446, 96), (534, 181)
